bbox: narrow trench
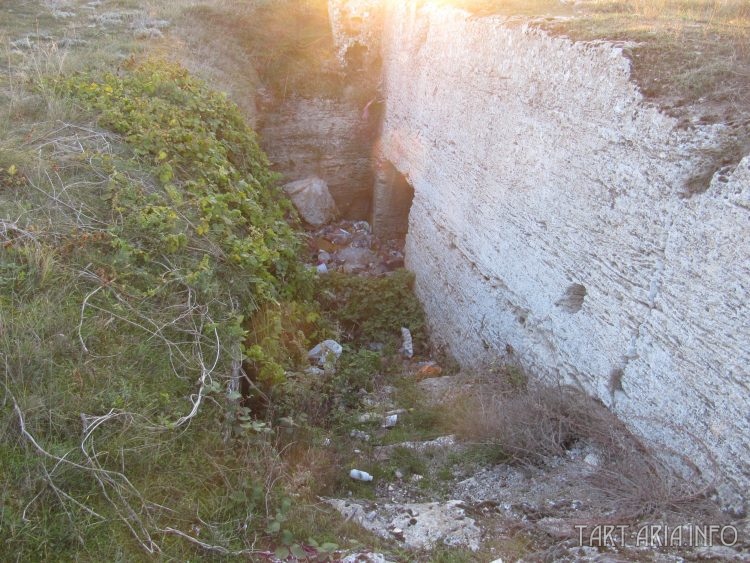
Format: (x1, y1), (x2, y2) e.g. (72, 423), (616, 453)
(247, 9), (744, 559)
(6, 1), (749, 560)
(259, 91), (417, 269)
(304, 160), (414, 276)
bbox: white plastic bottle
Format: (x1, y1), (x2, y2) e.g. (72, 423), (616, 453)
(349, 469), (374, 482)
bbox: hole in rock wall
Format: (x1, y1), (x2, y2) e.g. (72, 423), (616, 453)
(345, 42), (368, 73)
(371, 160), (414, 239)
(556, 283), (587, 314)
(341, 15), (364, 35)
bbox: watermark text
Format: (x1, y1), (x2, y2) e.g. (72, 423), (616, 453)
(575, 524), (738, 548)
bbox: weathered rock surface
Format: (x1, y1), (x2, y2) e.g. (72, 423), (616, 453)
(373, 435), (457, 461)
(327, 499), (481, 551)
(348, 0), (750, 508)
(328, 0), (382, 68)
(283, 176), (338, 227)
(260, 97), (374, 219)
(336, 246), (378, 272)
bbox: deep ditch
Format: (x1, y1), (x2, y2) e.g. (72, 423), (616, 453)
(253, 3), (750, 559)
(291, 215), (747, 562)
(3, 0), (748, 560)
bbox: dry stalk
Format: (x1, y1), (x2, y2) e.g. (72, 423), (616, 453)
(1, 374), (160, 554)
(452, 380), (724, 523)
(159, 526), (273, 558)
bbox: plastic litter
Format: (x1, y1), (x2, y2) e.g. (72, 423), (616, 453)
(349, 469), (374, 482)
(382, 414), (398, 428)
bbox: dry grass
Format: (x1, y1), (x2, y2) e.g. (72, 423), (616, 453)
(138, 0), (265, 121)
(560, 2), (750, 115)
(147, 0), (341, 116)
(453, 0), (750, 121)
(447, 373), (724, 523)
(455, 0), (750, 22)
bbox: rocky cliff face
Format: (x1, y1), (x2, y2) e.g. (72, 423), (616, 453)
(330, 0), (750, 510)
(259, 96), (374, 219)
(256, 1), (384, 221)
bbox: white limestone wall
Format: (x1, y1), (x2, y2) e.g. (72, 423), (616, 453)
(375, 1), (750, 508)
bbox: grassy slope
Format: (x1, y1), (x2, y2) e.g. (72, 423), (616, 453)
(0, 54), (310, 560)
(0, 6), (432, 559)
(0, 2), (340, 559)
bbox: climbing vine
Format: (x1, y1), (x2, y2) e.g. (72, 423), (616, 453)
(54, 59), (315, 382)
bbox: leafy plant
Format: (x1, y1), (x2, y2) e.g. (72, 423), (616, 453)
(52, 59), (318, 385)
(0, 59), (328, 560)
(316, 270), (427, 352)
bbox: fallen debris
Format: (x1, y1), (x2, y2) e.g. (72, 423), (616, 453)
(326, 499), (481, 551)
(308, 219), (407, 276)
(337, 246), (379, 273)
(283, 176), (338, 227)
(350, 429), (371, 442)
(400, 327), (413, 359)
(307, 339), (343, 366)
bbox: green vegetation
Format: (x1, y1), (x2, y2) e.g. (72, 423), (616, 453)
(0, 53), (431, 558)
(317, 270), (427, 353)
(276, 346), (383, 430)
(389, 446), (429, 478)
(0, 57), (311, 559)
(55, 58), (315, 377)
(0, 49), (427, 557)
(428, 547), (477, 563)
(379, 405), (445, 447)
(274, 269), (432, 433)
